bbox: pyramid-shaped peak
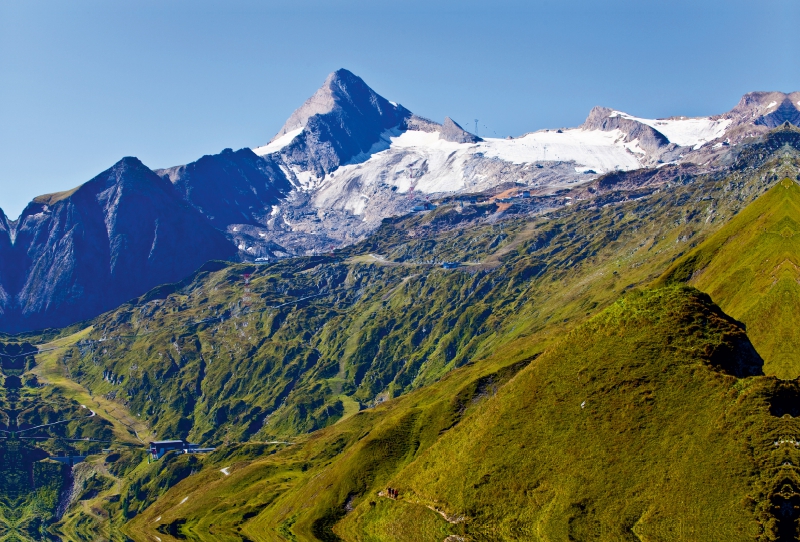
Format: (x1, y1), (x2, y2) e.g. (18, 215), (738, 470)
(97, 156), (162, 186)
(112, 156), (150, 172)
(271, 69), (408, 141)
(439, 117), (482, 143)
(325, 68), (365, 90)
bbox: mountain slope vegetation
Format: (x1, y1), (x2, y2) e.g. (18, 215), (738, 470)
(7, 126), (800, 541)
(54, 145), (784, 448)
(125, 286), (799, 542)
(660, 175), (800, 379)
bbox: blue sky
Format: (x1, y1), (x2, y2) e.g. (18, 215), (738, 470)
(1, 0), (798, 218)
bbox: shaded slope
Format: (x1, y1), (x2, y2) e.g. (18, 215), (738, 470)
(9, 157), (236, 332)
(158, 147), (292, 227)
(659, 178), (800, 379)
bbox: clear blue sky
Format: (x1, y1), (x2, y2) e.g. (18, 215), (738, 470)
(1, 0), (798, 219)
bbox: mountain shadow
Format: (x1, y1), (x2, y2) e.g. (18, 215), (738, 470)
(6, 157), (236, 332)
(659, 176), (800, 379)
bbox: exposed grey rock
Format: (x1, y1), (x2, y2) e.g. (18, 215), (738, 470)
(439, 117), (482, 143)
(581, 106), (671, 155)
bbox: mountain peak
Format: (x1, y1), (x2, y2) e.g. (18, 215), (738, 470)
(271, 69), (407, 142)
(259, 69), (412, 177)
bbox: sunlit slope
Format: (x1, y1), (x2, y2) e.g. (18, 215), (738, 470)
(660, 178), (800, 378)
(126, 287), (786, 541)
(123, 338), (536, 542)
(342, 287), (770, 541)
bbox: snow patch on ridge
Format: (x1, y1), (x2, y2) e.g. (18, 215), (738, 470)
(254, 128), (304, 156)
(479, 128), (643, 171)
(310, 127), (650, 217)
(611, 111), (731, 150)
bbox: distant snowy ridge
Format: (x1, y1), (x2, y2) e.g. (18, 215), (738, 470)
(313, 126), (645, 203)
(608, 111), (732, 150)
(159, 71), (800, 262)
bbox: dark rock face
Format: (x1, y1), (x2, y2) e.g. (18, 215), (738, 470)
(158, 148), (292, 227)
(0, 211), (13, 318)
(439, 117), (482, 143)
(756, 99), (800, 128)
(2, 157), (235, 332)
(273, 69), (412, 177)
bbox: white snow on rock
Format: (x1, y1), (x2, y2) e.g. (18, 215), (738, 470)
(310, 127), (650, 216)
(479, 128), (645, 169)
(610, 111), (732, 150)
(253, 128), (304, 156)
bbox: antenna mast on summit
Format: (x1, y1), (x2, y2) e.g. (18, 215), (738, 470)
(474, 119), (479, 137)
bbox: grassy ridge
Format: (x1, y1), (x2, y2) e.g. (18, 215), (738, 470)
(124, 287), (794, 541)
(659, 177), (800, 379)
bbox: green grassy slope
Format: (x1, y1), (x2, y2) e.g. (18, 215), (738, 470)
(46, 127), (800, 538)
(366, 287), (771, 541)
(124, 287), (799, 542)
(56, 151), (781, 449)
(659, 177), (800, 379)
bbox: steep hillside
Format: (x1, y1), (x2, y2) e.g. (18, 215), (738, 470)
(2, 157), (236, 332)
(123, 287), (799, 542)
(659, 176), (800, 379)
